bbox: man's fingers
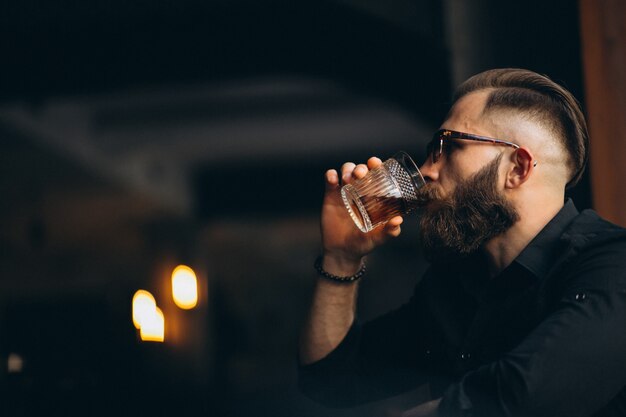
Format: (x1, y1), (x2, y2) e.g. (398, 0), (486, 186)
(341, 162), (356, 184)
(387, 216), (404, 227)
(387, 226), (402, 237)
(338, 157), (380, 184)
(352, 164), (368, 179)
(367, 157), (383, 169)
(384, 216), (404, 237)
(325, 169), (339, 191)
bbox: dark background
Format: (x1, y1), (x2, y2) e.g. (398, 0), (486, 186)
(0, 1), (590, 416)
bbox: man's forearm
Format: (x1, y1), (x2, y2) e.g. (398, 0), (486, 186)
(299, 271), (359, 365)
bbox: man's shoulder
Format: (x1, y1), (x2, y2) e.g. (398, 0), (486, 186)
(552, 209), (626, 290)
(563, 209), (626, 250)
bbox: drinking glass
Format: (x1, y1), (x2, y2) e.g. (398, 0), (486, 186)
(341, 151), (426, 233)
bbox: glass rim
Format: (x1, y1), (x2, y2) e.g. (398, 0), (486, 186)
(392, 150), (426, 191)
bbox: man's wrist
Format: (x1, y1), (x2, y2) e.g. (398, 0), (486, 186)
(315, 255), (366, 283)
(320, 253), (365, 276)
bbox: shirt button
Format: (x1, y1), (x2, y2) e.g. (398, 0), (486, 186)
(575, 292), (587, 301)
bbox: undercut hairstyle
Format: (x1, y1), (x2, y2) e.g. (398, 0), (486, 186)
(453, 68), (589, 189)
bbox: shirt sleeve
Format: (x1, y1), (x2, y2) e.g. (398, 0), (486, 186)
(439, 241), (626, 417)
(299, 271), (439, 407)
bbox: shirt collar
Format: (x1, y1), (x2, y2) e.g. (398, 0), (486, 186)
(514, 199), (579, 279)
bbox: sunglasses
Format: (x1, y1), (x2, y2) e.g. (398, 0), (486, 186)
(426, 129), (520, 163)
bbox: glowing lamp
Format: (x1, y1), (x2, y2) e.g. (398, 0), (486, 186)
(132, 290), (157, 329)
(172, 265), (198, 309)
(7, 353), (23, 373)
(140, 306), (165, 342)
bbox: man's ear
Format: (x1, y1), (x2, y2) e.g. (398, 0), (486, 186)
(505, 147), (534, 188)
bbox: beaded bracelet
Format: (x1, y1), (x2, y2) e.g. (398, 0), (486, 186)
(314, 256), (366, 283)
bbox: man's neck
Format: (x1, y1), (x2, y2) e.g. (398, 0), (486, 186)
(482, 199), (565, 277)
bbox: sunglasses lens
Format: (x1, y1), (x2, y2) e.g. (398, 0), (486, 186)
(427, 131), (452, 163)
(430, 138), (443, 163)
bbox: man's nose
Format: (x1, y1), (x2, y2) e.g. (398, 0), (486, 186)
(419, 157), (439, 183)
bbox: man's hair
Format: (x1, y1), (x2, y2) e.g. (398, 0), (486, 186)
(453, 68), (589, 189)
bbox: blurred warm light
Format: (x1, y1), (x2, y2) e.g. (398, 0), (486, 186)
(140, 307), (165, 342)
(7, 353), (24, 373)
(132, 290), (157, 329)
(172, 265), (198, 309)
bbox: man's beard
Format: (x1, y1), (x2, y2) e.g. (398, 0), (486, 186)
(417, 155), (520, 263)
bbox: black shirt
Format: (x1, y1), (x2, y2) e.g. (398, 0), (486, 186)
(300, 200), (626, 416)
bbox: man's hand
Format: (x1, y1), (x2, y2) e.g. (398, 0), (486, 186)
(321, 157), (404, 274)
(299, 156), (405, 365)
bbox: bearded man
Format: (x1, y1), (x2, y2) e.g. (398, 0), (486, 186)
(298, 68), (626, 417)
